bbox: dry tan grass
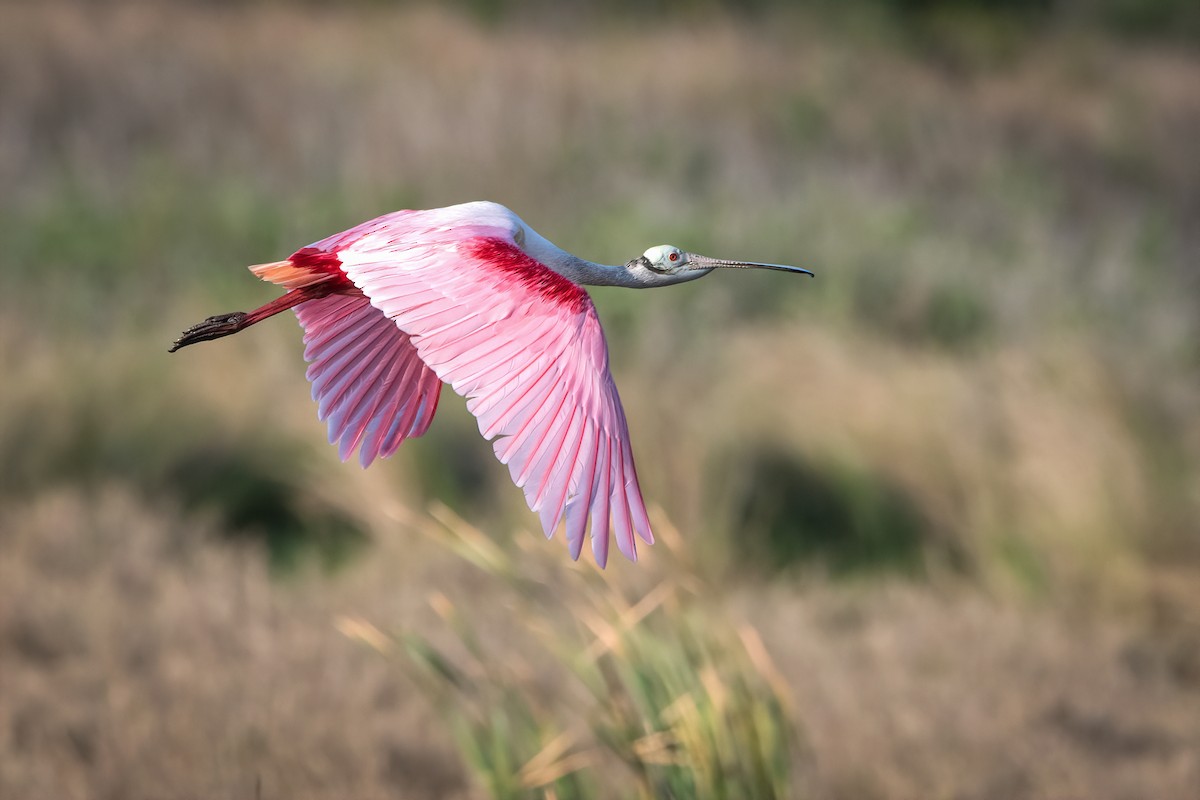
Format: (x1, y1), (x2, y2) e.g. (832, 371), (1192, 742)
(3, 488), (1199, 799)
(3, 2), (1199, 222)
(0, 487), (467, 800)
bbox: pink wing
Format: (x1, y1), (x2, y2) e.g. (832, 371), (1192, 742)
(329, 211), (653, 566)
(295, 292), (442, 467)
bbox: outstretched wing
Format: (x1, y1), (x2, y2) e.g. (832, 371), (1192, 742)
(294, 293), (442, 467)
(332, 208), (652, 566)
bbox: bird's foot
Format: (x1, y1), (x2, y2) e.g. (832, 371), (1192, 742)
(169, 311), (249, 352)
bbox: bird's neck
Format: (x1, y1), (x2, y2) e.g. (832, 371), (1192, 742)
(550, 253), (640, 288)
(520, 228), (640, 289)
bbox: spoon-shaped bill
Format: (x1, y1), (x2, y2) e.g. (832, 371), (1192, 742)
(685, 253), (814, 276)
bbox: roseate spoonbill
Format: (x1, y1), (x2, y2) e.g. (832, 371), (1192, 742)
(170, 202), (811, 566)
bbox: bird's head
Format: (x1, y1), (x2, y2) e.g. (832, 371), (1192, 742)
(624, 245), (814, 287)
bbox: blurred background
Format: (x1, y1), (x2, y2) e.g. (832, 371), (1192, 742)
(2, 0), (1199, 797)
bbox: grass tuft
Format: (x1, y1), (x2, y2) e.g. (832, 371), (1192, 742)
(355, 509), (803, 799)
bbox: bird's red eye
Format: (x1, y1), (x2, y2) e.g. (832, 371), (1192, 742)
(669, 252), (679, 262)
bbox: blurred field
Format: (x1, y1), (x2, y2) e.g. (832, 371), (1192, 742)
(2, 1), (1200, 798)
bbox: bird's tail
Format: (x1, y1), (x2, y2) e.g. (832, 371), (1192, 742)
(249, 246), (350, 290)
(248, 260), (327, 289)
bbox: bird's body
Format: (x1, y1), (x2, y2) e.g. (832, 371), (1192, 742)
(171, 202), (810, 566)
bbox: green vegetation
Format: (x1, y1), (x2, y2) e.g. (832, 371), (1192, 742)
(727, 450), (930, 577)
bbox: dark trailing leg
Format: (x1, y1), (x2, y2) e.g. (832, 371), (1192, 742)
(169, 283), (339, 353)
(169, 312), (250, 352)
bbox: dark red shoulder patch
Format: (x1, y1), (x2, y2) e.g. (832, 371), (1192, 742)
(467, 237), (589, 313)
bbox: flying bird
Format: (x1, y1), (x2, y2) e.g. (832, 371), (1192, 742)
(170, 202), (811, 566)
